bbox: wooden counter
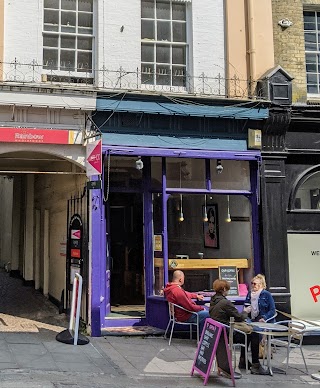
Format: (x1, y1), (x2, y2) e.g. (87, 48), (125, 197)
(154, 258), (250, 270)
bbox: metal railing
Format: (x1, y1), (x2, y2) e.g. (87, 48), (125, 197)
(0, 58), (262, 99)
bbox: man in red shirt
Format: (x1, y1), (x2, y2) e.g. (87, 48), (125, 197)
(163, 270), (210, 335)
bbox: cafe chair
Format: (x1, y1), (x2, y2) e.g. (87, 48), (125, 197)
(164, 302), (199, 346)
(221, 322), (249, 373)
(266, 312), (278, 322)
(269, 320), (309, 374)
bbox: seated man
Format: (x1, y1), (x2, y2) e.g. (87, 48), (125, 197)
(163, 270), (210, 335)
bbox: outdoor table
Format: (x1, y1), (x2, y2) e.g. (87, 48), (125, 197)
(249, 322), (289, 376)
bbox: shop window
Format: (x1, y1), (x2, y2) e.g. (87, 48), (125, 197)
(166, 158), (206, 189)
(210, 159), (250, 190)
(105, 156), (143, 190)
(292, 170), (320, 210)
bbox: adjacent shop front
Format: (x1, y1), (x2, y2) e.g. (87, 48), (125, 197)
(89, 95), (269, 335)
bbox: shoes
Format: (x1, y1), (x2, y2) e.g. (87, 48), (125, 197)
(238, 358), (252, 370)
(250, 363), (270, 375)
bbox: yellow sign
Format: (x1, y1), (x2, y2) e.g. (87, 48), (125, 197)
(154, 235), (162, 252)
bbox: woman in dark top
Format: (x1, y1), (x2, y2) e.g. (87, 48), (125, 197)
(209, 279), (268, 375)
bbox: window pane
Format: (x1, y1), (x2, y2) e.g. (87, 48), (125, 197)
(306, 63), (317, 72)
(172, 66), (186, 86)
(295, 172), (320, 209)
(172, 45), (185, 64)
(142, 20), (155, 39)
(142, 0), (154, 18)
(60, 50), (75, 70)
(61, 0), (76, 10)
(156, 1), (170, 19)
(44, 0), (59, 9)
(61, 35), (76, 48)
(44, 9), (59, 25)
(157, 21), (171, 41)
(77, 51), (92, 71)
(78, 12), (93, 29)
(78, 36), (92, 50)
(304, 11), (316, 30)
(141, 64), (154, 84)
(43, 34), (59, 47)
(307, 73), (317, 83)
(156, 65), (170, 85)
(166, 158), (206, 189)
(142, 43), (154, 62)
(43, 48), (58, 69)
(156, 44), (170, 63)
(173, 21), (186, 42)
(210, 159), (250, 190)
(79, 0), (93, 12)
(61, 11), (76, 32)
(172, 3), (186, 21)
(307, 84), (318, 93)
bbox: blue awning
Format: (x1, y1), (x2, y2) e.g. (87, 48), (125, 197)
(96, 99), (268, 120)
(102, 132), (248, 152)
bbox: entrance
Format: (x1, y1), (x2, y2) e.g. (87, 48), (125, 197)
(108, 192), (145, 316)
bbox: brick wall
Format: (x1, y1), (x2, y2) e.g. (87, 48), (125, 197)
(272, 0), (320, 103)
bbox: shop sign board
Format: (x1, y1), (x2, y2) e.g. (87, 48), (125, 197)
(219, 266), (239, 296)
(191, 318), (235, 386)
(86, 139), (102, 176)
(288, 234), (320, 321)
(0, 127), (80, 144)
(68, 214), (83, 285)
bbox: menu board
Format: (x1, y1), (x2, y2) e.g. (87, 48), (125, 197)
(191, 318), (235, 386)
(219, 266), (239, 296)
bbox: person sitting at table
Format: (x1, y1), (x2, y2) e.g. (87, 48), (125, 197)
(244, 274), (276, 322)
(163, 270), (210, 335)
(209, 279), (269, 375)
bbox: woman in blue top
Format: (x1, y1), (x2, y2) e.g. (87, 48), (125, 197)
(244, 274), (276, 322)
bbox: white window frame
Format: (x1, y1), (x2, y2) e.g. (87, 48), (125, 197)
(43, 0), (94, 78)
(141, 0), (189, 89)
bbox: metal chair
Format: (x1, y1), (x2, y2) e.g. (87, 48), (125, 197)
(221, 321), (249, 373)
(269, 320), (309, 374)
(164, 302), (199, 345)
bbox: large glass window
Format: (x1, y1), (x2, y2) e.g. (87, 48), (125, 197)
(293, 170), (320, 210)
(304, 10), (320, 94)
(141, 0), (187, 87)
(43, 0), (93, 74)
(210, 159), (250, 190)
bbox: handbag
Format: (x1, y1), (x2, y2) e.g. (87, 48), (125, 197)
(234, 321), (253, 334)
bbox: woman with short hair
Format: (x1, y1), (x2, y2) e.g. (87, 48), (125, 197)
(209, 279), (268, 375)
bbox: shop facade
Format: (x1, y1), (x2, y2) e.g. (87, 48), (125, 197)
(89, 94), (269, 336)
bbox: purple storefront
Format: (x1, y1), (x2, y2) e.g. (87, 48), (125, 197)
(89, 95), (268, 336)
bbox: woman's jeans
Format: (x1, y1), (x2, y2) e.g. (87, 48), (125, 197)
(234, 331), (260, 364)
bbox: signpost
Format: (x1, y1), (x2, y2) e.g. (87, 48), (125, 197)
(219, 266), (239, 296)
(191, 318), (235, 386)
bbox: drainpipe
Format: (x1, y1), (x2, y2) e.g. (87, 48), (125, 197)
(247, 0), (256, 97)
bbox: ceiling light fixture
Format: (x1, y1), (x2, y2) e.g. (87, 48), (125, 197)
(226, 195), (231, 223)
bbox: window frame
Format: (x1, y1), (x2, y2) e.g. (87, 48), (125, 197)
(141, 0), (189, 88)
(43, 0), (94, 77)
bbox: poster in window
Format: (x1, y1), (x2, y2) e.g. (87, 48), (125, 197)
(203, 204), (219, 249)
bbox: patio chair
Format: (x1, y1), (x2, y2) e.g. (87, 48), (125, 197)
(164, 302), (199, 345)
(269, 320), (309, 374)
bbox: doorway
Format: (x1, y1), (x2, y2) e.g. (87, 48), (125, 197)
(108, 192), (145, 317)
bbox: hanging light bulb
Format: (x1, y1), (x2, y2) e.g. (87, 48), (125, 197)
(226, 195), (232, 223)
(179, 194), (184, 222)
(203, 195), (208, 222)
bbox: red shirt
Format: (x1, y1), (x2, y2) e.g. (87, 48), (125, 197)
(163, 282), (204, 322)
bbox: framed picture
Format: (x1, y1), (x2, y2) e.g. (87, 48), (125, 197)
(203, 204), (219, 248)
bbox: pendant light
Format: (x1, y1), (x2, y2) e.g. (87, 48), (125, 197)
(203, 195), (208, 222)
(179, 194), (184, 222)
(226, 195), (232, 223)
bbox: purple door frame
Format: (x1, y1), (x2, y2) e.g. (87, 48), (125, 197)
(89, 145), (261, 336)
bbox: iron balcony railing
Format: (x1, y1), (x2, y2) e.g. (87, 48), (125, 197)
(0, 58), (262, 99)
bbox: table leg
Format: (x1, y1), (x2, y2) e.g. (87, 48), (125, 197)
(267, 335), (273, 376)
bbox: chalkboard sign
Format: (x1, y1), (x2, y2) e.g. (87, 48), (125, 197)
(219, 266), (239, 296)
(191, 318), (235, 386)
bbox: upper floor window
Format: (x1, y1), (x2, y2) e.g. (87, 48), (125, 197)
(292, 169), (320, 210)
(43, 0), (93, 76)
(304, 10), (320, 94)
(141, 0), (187, 87)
